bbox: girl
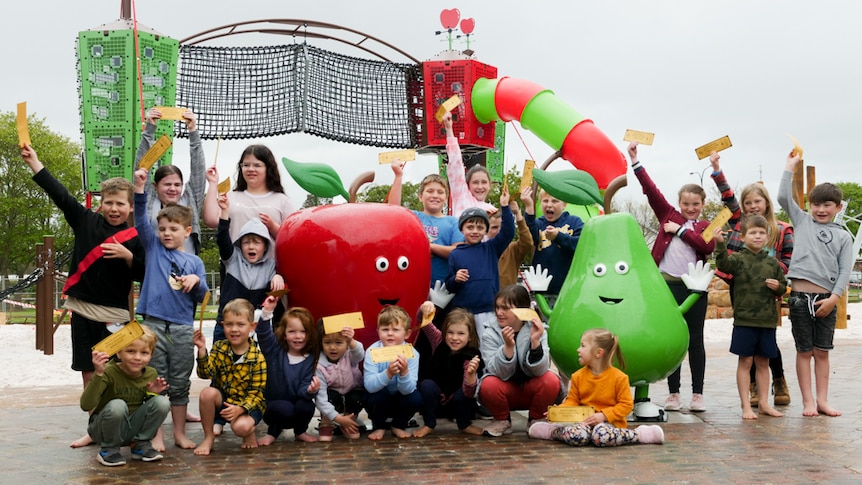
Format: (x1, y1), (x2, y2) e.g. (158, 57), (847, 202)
(315, 324), (365, 441)
(528, 329), (664, 446)
(441, 112), (497, 218)
(628, 142), (715, 412)
(710, 151), (794, 407)
(477, 285), (561, 437)
(256, 296), (321, 444)
(414, 306), (483, 437)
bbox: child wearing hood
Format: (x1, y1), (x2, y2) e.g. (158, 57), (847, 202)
(212, 192), (286, 344)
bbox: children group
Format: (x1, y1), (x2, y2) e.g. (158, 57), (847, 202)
(20, 108), (854, 467)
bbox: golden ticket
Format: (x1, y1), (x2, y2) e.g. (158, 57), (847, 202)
(92, 320), (144, 356)
(420, 309), (436, 328)
(435, 94), (462, 122)
(789, 134), (804, 160)
(369, 344), (415, 363)
(519, 159), (536, 193)
(217, 177), (231, 195)
(378, 149), (417, 164)
(623, 129), (655, 145)
(547, 405), (595, 423)
(701, 207), (733, 243)
(153, 106), (188, 121)
(137, 135), (172, 171)
(510, 307), (540, 322)
(694, 136), (732, 159)
(266, 288), (290, 299)
(17, 102), (31, 148)
(323, 311), (365, 335)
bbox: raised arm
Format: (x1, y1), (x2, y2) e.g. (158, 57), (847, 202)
(185, 110), (206, 213)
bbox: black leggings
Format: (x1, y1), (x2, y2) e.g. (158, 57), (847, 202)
(666, 280), (706, 394)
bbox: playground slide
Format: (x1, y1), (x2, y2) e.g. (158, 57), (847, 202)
(471, 77), (626, 189)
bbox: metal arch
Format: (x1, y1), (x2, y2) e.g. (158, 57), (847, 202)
(179, 19), (420, 64)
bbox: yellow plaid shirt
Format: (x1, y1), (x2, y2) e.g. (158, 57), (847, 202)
(197, 338), (267, 414)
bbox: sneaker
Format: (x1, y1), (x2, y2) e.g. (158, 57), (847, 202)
(130, 447), (163, 462)
(636, 425), (665, 444)
(97, 449), (126, 467)
(528, 421), (562, 440)
(664, 393), (682, 411)
(318, 424), (334, 442)
(689, 393), (706, 412)
(482, 419), (512, 437)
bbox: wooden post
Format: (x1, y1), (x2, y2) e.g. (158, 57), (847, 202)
(35, 242), (44, 351)
(42, 236), (54, 355)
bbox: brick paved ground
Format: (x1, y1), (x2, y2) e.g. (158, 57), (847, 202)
(3, 340), (861, 484)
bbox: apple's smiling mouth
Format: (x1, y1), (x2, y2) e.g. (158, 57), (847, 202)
(599, 296), (623, 305)
(378, 298), (400, 306)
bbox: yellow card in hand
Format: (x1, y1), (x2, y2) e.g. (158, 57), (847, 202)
(547, 405), (595, 423)
(17, 102), (31, 148)
(510, 307), (540, 322)
(623, 129), (655, 146)
(434, 94), (462, 122)
(137, 135), (172, 171)
(266, 288), (290, 299)
(694, 136), (732, 160)
(92, 320), (144, 356)
(153, 106), (188, 121)
(323, 311), (365, 335)
(421, 309), (436, 328)
(789, 134), (804, 160)
(217, 177), (231, 195)
(702, 207), (733, 243)
(379, 149), (416, 165)
(520, 160), (536, 194)
(370, 344), (415, 363)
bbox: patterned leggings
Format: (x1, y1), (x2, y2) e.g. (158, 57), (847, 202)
(552, 422), (637, 447)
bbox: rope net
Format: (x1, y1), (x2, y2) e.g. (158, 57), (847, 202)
(176, 44), (423, 147)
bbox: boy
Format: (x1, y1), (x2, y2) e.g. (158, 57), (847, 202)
(133, 169), (209, 449)
(193, 298), (267, 455)
(363, 305), (422, 440)
(22, 145), (146, 448)
(80, 325), (170, 466)
(212, 191), (285, 343)
(778, 152), (854, 417)
(524, 187), (584, 296)
(446, 188), (515, 331)
(713, 215), (787, 419)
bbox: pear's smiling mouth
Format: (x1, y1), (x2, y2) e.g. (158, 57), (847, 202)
(599, 296), (623, 305)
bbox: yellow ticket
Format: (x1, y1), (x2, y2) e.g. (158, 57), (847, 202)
(378, 149), (417, 164)
(323, 311), (365, 335)
(694, 135), (732, 160)
(789, 134), (804, 160)
(519, 159), (536, 194)
(547, 405), (595, 423)
(92, 320), (144, 356)
(420, 309), (436, 328)
(370, 344), (415, 363)
(217, 177), (231, 195)
(153, 106), (188, 121)
(434, 94), (462, 122)
(17, 102), (31, 148)
(137, 135), (172, 171)
(266, 288), (290, 299)
(623, 129), (655, 146)
(511, 307), (540, 322)
(702, 207), (733, 243)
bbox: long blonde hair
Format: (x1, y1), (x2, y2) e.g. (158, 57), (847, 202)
(739, 183), (779, 248)
(582, 328), (626, 371)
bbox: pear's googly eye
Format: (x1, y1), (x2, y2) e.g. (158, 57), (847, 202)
(593, 264), (607, 277)
(614, 261), (629, 275)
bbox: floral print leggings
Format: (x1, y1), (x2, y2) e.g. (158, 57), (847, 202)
(552, 422), (637, 447)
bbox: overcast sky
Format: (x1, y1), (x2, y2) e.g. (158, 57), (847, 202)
(3, 1), (861, 210)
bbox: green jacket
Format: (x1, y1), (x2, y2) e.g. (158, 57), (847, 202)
(80, 361), (157, 414)
(716, 241), (787, 328)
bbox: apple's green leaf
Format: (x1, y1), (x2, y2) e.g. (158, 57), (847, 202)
(282, 157), (349, 200)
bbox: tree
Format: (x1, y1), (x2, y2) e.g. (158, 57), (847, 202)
(0, 112), (81, 275)
(356, 180), (423, 212)
(836, 182), (862, 237)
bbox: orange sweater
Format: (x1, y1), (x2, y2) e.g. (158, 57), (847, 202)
(563, 366), (633, 428)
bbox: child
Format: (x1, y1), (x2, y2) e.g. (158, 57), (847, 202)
(22, 145), (146, 449)
(446, 188), (515, 331)
(528, 329), (664, 446)
(524, 187), (583, 296)
(193, 298), (267, 455)
(81, 325), (171, 466)
(628, 142), (715, 412)
(315, 322), (365, 441)
(414, 306), (483, 437)
(778, 152), (854, 417)
(133, 169), (209, 450)
(256, 297), (321, 445)
(212, 188), (285, 343)
(363, 305), (423, 440)
(478, 285), (561, 437)
(441, 112), (497, 218)
(710, 151), (795, 407)
(489, 190), (535, 288)
(714, 215), (788, 419)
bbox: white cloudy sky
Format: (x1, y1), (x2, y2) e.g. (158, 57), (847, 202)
(3, 1), (860, 208)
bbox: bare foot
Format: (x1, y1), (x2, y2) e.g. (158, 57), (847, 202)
(194, 436), (215, 456)
(241, 434), (258, 449)
(817, 402), (842, 417)
(257, 434), (277, 446)
(174, 434), (197, 449)
(460, 425), (483, 436)
(391, 427), (412, 439)
(802, 404), (819, 417)
(69, 433), (93, 448)
(186, 411), (201, 423)
(295, 432), (318, 443)
(368, 429), (385, 441)
(213, 424), (223, 436)
(412, 425), (433, 438)
(742, 408), (758, 420)
(152, 430), (166, 452)
(759, 406), (783, 417)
